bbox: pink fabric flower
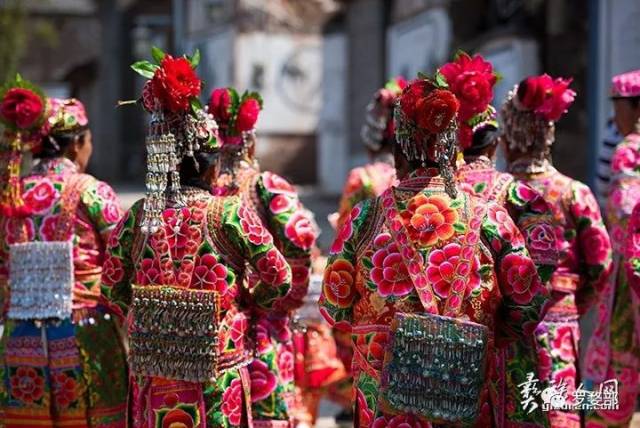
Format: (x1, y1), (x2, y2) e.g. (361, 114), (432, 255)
(102, 255), (124, 285)
(611, 144), (640, 174)
(330, 206), (358, 254)
(426, 242), (480, 299)
(263, 172), (296, 196)
(269, 194), (294, 214)
(238, 205), (272, 246)
(229, 314), (247, 349)
(550, 325), (576, 362)
(489, 205), (524, 246)
(571, 186), (601, 221)
(370, 233), (413, 297)
(580, 226), (610, 266)
(191, 254), (230, 292)
(284, 211), (316, 250)
(22, 179), (59, 214)
(499, 253), (541, 304)
(220, 378), (244, 425)
(528, 223), (556, 253)
(249, 359), (278, 402)
(277, 347), (294, 383)
(256, 248), (289, 285)
(255, 319), (274, 354)
(135, 258), (162, 285)
(102, 202), (121, 224)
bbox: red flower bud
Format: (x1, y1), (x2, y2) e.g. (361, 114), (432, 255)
(236, 98), (261, 132)
(208, 88), (233, 124)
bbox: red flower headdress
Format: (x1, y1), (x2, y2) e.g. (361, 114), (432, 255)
(207, 87), (263, 147)
(361, 76), (407, 150)
(130, 47), (219, 233)
(501, 74), (576, 168)
(395, 75), (460, 197)
(0, 74), (50, 216)
(437, 52), (499, 150)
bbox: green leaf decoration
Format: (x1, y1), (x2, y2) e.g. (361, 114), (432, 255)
(188, 48), (201, 68)
(453, 222), (466, 233)
(417, 71), (429, 80)
(362, 257), (373, 269)
(434, 70), (449, 88)
(474, 182), (487, 193)
(453, 49), (469, 61)
(494, 71), (503, 83)
(450, 198), (462, 209)
(130, 61), (158, 79)
(563, 229), (576, 240)
(151, 46), (166, 64)
(190, 97), (203, 113)
(479, 264), (492, 278)
(577, 217), (591, 230)
(244, 90), (264, 108)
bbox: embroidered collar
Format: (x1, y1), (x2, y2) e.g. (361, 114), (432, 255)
(31, 157), (79, 176)
(461, 155), (494, 171)
(507, 157), (554, 176)
(396, 168), (445, 191)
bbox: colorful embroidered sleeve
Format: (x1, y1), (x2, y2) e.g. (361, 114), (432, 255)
(607, 136), (640, 226)
(625, 203), (640, 298)
(100, 200), (140, 317)
(80, 178), (124, 243)
(319, 201), (370, 332)
(482, 203), (551, 343)
(504, 181), (559, 282)
(336, 167), (375, 230)
(222, 197), (292, 311)
(569, 182), (613, 313)
(255, 171), (317, 311)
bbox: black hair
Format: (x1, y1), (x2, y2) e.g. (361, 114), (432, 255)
(612, 96), (640, 109)
(464, 124), (499, 157)
(179, 151), (217, 190)
(36, 128), (88, 159)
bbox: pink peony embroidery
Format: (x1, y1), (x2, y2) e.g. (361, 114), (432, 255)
(220, 378), (244, 425)
(102, 202), (121, 224)
(550, 325), (576, 362)
(284, 211), (316, 250)
(370, 233), (413, 297)
(256, 248), (289, 285)
(263, 172), (296, 196)
(426, 242), (480, 299)
(499, 253), (542, 304)
(191, 254), (230, 292)
(102, 255), (124, 285)
(22, 179), (59, 214)
(580, 226), (611, 266)
(269, 194), (294, 214)
(277, 347), (294, 383)
(238, 205), (272, 246)
(249, 359), (278, 402)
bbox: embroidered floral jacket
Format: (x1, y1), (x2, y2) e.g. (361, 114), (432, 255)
(319, 169), (551, 428)
(335, 161), (397, 230)
(0, 158), (123, 313)
(101, 190), (292, 428)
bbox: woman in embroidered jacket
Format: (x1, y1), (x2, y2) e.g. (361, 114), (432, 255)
(501, 75), (613, 427)
(101, 51), (292, 428)
(585, 69), (640, 428)
(0, 78), (128, 426)
(319, 75), (551, 428)
(445, 54), (558, 427)
(207, 87), (317, 427)
(330, 77), (405, 231)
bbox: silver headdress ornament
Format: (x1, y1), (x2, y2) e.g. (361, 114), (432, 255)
(361, 98), (389, 151)
(394, 101), (459, 198)
(141, 103), (219, 234)
(501, 86), (555, 175)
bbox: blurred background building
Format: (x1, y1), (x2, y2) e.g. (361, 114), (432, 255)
(2, 0), (640, 194)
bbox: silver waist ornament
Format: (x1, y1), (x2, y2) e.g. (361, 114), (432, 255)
(8, 241), (74, 320)
(379, 313), (489, 425)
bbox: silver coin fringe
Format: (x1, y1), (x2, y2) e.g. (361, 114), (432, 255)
(8, 241), (74, 320)
(382, 313), (488, 425)
(129, 285), (220, 383)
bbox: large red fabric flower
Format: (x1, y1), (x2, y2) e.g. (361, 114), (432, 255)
(221, 378), (244, 425)
(400, 79), (435, 121)
(10, 367), (45, 403)
(401, 194), (459, 247)
(517, 74), (575, 121)
(151, 55), (201, 113)
(439, 53), (496, 120)
(536, 77), (576, 122)
(323, 258), (356, 308)
(0, 88), (44, 129)
(499, 253), (542, 304)
(22, 179), (58, 214)
(51, 372), (77, 410)
(236, 97), (261, 132)
(208, 88), (233, 124)
(249, 359), (278, 402)
(517, 75), (554, 111)
(285, 211), (316, 250)
(414, 89), (459, 133)
(370, 233), (412, 297)
(256, 248), (289, 285)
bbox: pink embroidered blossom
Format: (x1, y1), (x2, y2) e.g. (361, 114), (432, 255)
(370, 233), (413, 297)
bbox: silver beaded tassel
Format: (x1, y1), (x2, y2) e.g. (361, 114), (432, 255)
(141, 110), (178, 234)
